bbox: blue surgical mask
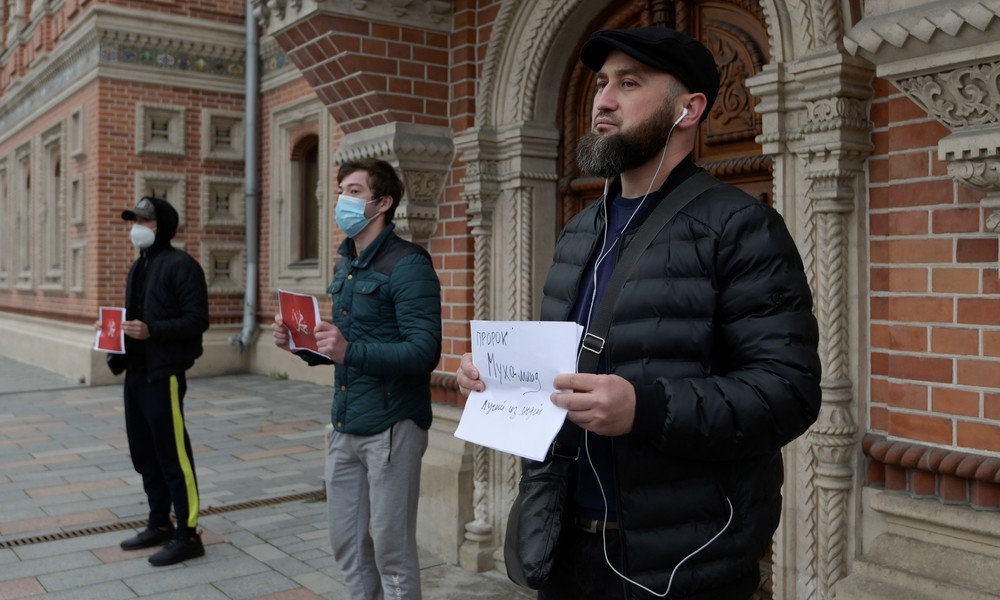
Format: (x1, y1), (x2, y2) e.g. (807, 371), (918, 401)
(335, 194), (375, 238)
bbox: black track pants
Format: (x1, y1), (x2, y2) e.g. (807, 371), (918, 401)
(123, 369), (199, 533)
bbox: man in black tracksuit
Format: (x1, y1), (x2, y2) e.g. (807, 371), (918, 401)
(108, 196), (209, 567)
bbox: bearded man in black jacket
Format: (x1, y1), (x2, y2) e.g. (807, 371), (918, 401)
(106, 196), (210, 567)
(457, 27), (822, 600)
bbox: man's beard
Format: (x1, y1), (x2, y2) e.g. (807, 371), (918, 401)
(576, 101), (678, 179)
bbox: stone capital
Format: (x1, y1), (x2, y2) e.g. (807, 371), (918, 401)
(333, 122), (454, 246)
(252, 0), (453, 33)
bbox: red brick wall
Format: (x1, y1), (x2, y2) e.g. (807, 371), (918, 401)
(0, 84), (98, 321)
(256, 1), (502, 382)
(274, 14), (453, 134)
(0, 83), (246, 325)
(435, 1), (502, 379)
(868, 76), (1000, 454)
(94, 79), (247, 323)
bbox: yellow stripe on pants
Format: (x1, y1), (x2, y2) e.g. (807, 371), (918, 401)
(170, 375), (199, 528)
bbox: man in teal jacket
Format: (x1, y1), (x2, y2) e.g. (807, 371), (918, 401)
(274, 158), (442, 600)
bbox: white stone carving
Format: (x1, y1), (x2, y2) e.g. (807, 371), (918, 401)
(897, 62), (1000, 129)
(848, 1), (1000, 254)
(252, 0), (453, 33)
(845, 0), (1000, 61)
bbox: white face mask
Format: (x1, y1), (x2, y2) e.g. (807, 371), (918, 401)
(130, 224), (156, 249)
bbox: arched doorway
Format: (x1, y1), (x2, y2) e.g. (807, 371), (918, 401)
(458, 2), (868, 597)
(558, 1), (771, 228)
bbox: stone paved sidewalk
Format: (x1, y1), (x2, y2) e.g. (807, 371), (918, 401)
(0, 357), (530, 599)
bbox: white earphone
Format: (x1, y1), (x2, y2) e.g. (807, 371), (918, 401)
(673, 106), (689, 126)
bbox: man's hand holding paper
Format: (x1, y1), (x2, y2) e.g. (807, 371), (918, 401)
(550, 372), (637, 436)
(454, 320), (582, 461)
(276, 289), (335, 365)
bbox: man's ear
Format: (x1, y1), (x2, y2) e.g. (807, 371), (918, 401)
(682, 93), (710, 124)
(374, 196), (393, 217)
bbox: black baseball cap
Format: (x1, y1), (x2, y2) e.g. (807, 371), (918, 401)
(580, 26), (720, 121)
(121, 197), (157, 221)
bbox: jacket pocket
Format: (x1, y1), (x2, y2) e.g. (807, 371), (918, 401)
(352, 279), (386, 322)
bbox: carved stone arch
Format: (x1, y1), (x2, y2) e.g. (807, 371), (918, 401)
(456, 0), (614, 573)
(459, 0), (616, 325)
(749, 2), (870, 600)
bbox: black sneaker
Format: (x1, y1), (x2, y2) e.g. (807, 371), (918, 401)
(120, 526), (174, 551)
(148, 532), (204, 566)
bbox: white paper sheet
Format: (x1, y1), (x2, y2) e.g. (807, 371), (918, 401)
(454, 320), (582, 461)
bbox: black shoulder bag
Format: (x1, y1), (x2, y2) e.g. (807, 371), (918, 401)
(504, 171), (720, 588)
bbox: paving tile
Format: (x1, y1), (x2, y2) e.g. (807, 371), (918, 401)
(24, 581), (138, 600)
(12, 531), (123, 560)
(248, 589), (325, 600)
(234, 514), (296, 530)
(92, 545), (161, 565)
(0, 552), (101, 582)
(0, 508), (118, 536)
(0, 576), (45, 599)
(289, 571), (346, 595)
(260, 556), (317, 579)
(37, 554), (159, 592)
(124, 557), (270, 596)
(241, 543), (290, 562)
(0, 454), (82, 470)
(27, 478), (128, 498)
(215, 571), (299, 600)
(134, 584), (229, 600)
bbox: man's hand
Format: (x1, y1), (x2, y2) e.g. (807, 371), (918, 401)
(550, 373), (636, 436)
(272, 314), (290, 351)
(315, 321), (348, 364)
(122, 320), (150, 340)
(456, 352), (485, 397)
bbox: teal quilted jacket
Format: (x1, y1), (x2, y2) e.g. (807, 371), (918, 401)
(317, 224), (442, 435)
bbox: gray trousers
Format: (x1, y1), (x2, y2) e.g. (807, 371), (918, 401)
(325, 419), (428, 600)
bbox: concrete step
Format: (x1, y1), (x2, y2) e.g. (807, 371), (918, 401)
(834, 568), (944, 600)
(835, 533), (1000, 600)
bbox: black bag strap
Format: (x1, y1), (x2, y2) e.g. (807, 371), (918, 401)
(577, 170), (719, 374)
(549, 170), (720, 459)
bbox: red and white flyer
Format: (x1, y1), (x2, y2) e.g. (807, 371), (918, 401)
(277, 289), (331, 362)
(94, 307), (126, 354)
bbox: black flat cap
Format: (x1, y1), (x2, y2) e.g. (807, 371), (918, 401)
(580, 26), (719, 121)
(121, 197), (157, 221)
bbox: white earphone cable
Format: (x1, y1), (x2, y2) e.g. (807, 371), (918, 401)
(575, 108), (732, 595)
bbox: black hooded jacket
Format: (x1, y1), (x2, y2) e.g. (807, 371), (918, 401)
(109, 196), (209, 381)
(525, 165), (821, 599)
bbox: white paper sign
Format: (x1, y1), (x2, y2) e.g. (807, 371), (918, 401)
(454, 320), (582, 461)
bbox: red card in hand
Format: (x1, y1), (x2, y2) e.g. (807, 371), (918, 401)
(95, 307), (126, 354)
(277, 289), (332, 363)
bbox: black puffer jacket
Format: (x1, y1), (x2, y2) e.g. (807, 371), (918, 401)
(531, 166), (821, 599)
(110, 196), (209, 382)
